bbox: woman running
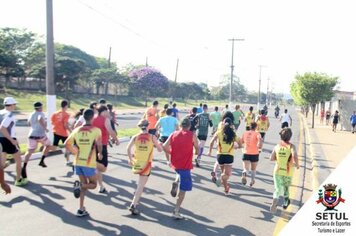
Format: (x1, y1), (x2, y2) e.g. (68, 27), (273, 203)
(126, 119), (162, 215)
(208, 118), (241, 195)
(332, 110), (340, 132)
(270, 128), (299, 213)
(240, 122), (262, 187)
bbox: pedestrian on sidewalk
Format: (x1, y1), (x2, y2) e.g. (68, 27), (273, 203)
(22, 102), (53, 181)
(325, 110), (331, 125)
(0, 144), (11, 194)
(163, 118), (199, 219)
(350, 111), (356, 134)
(93, 105), (119, 194)
(65, 109), (102, 217)
(143, 101), (159, 136)
(208, 118), (241, 195)
(270, 128), (300, 213)
(126, 119), (163, 215)
(240, 122), (263, 187)
(0, 97), (26, 186)
(51, 100), (72, 166)
(332, 110), (340, 132)
(320, 108), (325, 124)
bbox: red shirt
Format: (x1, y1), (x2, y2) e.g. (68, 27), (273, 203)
(170, 130), (194, 170)
(93, 115), (109, 145)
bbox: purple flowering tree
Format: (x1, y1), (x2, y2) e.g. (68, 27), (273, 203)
(128, 66), (169, 106)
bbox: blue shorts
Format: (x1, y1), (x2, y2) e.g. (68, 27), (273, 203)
(75, 166), (96, 177)
(176, 169), (192, 191)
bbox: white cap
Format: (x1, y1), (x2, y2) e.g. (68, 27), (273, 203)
(3, 97), (17, 105)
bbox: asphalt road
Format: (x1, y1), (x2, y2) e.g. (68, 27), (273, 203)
(1, 108), (306, 236)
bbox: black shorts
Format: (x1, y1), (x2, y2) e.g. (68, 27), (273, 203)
(0, 137), (19, 154)
(148, 129), (157, 135)
(242, 154), (259, 162)
(260, 132), (266, 139)
(97, 145), (108, 167)
(53, 134), (67, 146)
(352, 123), (356, 128)
(217, 154), (234, 165)
(197, 135), (207, 141)
(281, 122), (289, 129)
(159, 136), (169, 143)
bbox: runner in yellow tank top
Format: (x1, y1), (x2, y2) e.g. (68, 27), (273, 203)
(245, 106), (255, 130)
(126, 119), (162, 215)
(270, 128), (299, 213)
(256, 110), (270, 140)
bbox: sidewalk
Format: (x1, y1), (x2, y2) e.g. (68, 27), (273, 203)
(305, 114), (356, 189)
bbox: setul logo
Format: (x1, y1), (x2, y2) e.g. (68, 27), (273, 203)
(316, 184), (345, 211)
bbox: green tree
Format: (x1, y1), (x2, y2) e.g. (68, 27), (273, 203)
(290, 72), (338, 128)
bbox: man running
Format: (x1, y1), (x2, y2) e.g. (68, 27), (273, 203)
(280, 109), (292, 128)
(0, 144), (11, 194)
(143, 101), (159, 135)
(172, 103), (179, 119)
(232, 105), (244, 131)
(196, 103), (203, 114)
(160, 104), (169, 118)
(74, 102), (98, 129)
(51, 100), (72, 166)
(245, 106), (255, 131)
(188, 107), (199, 133)
(0, 97), (26, 186)
(350, 111), (356, 134)
(22, 102), (53, 181)
(163, 118), (199, 219)
(65, 109), (102, 217)
(126, 119), (163, 215)
(155, 108), (179, 163)
(195, 104), (212, 167)
(93, 105), (119, 193)
(210, 106), (221, 136)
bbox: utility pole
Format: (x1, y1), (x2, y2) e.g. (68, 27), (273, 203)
(266, 77), (270, 106)
(46, 0), (56, 142)
(228, 38), (244, 106)
(257, 65), (266, 110)
(174, 58), (179, 83)
(145, 57), (148, 67)
(108, 46), (112, 68)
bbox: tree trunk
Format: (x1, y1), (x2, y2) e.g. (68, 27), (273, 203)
(105, 81), (109, 95)
(311, 103), (316, 128)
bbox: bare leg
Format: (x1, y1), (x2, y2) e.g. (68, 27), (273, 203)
(175, 190), (186, 212)
(13, 151), (22, 181)
(131, 175), (149, 207)
(96, 163), (107, 190)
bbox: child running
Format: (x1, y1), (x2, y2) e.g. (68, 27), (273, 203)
(270, 128), (299, 213)
(163, 117), (199, 219)
(241, 122), (262, 187)
(65, 109), (102, 217)
(126, 119), (163, 215)
(208, 118), (241, 195)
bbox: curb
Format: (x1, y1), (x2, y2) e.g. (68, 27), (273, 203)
(25, 137), (131, 161)
(300, 114), (320, 191)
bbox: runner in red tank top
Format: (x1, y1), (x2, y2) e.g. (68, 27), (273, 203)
(92, 105), (119, 194)
(163, 117), (199, 219)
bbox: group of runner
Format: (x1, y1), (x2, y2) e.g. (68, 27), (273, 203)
(0, 97), (299, 218)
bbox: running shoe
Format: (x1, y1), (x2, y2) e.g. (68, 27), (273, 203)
(73, 181), (81, 198)
(21, 167), (27, 179)
(195, 158), (200, 167)
(99, 187), (108, 194)
(129, 205), (140, 215)
(170, 181), (178, 197)
(15, 178), (28, 186)
(66, 161), (73, 167)
(76, 209), (89, 217)
(172, 210), (184, 220)
(211, 172), (217, 183)
(38, 161), (47, 168)
(283, 197), (290, 209)
(241, 172), (247, 185)
(270, 198), (278, 213)
(224, 184), (230, 195)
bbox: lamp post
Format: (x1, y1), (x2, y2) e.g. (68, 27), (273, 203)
(228, 38), (244, 107)
(257, 65), (267, 111)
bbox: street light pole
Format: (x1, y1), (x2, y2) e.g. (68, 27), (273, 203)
(46, 0), (56, 141)
(228, 38), (244, 106)
(257, 65), (266, 111)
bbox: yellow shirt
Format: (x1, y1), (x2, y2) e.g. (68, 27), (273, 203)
(245, 112), (255, 127)
(257, 116), (269, 132)
(216, 130), (240, 155)
(66, 125), (101, 168)
(274, 143), (294, 177)
(132, 133), (154, 174)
